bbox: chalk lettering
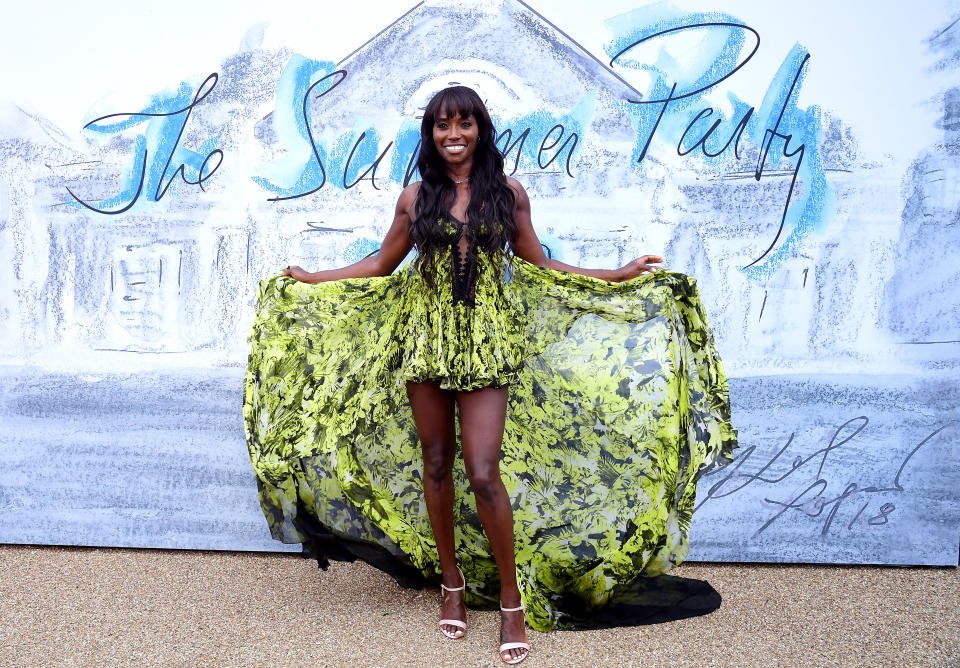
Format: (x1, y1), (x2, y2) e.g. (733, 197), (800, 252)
(343, 131), (393, 190)
(268, 69), (348, 202)
(537, 124), (579, 177)
(66, 73), (222, 214)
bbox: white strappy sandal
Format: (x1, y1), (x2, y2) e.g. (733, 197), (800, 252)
(438, 567), (466, 639)
(499, 602), (531, 664)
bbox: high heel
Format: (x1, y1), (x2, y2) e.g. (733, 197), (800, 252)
(438, 567), (466, 639)
(499, 602), (530, 664)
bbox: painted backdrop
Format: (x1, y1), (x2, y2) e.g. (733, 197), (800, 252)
(1, 0), (958, 565)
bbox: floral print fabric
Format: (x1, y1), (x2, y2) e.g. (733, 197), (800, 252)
(243, 249), (737, 631)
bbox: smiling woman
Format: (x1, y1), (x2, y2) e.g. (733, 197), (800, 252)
(434, 111), (478, 161)
(243, 85), (737, 664)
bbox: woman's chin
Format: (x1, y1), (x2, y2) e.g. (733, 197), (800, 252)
(442, 150), (473, 164)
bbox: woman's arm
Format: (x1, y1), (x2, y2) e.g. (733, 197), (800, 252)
(280, 185), (417, 283)
(508, 178), (663, 282)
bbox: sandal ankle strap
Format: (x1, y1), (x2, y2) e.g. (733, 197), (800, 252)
(441, 566), (466, 592)
(500, 602), (525, 612)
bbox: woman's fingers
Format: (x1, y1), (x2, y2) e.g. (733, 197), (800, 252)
(633, 255), (664, 273)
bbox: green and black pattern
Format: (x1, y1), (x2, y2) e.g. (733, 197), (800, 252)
(243, 245), (737, 631)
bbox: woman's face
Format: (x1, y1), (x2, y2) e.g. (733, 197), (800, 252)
(432, 107), (479, 169)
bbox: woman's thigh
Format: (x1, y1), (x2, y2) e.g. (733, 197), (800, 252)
(455, 386), (508, 472)
(405, 380), (457, 466)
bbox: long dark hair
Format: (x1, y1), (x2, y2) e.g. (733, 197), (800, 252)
(410, 86), (517, 275)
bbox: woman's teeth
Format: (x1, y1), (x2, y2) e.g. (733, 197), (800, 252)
(446, 145), (465, 152)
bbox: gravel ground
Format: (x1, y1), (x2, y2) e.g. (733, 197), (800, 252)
(1, 545), (957, 667)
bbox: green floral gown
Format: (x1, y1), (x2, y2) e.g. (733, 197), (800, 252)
(243, 218), (737, 631)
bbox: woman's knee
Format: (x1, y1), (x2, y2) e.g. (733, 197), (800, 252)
(465, 460), (503, 504)
(421, 442), (455, 482)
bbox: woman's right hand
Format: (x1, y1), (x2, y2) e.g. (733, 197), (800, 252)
(616, 255), (664, 281)
(278, 265), (315, 283)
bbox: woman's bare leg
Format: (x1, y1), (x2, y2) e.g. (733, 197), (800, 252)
(456, 386), (529, 662)
(405, 380), (464, 637)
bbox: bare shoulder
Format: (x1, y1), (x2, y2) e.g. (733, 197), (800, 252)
(395, 181), (421, 219)
(506, 176), (528, 199)
(506, 177), (530, 216)
(398, 181), (421, 207)
(506, 177), (530, 212)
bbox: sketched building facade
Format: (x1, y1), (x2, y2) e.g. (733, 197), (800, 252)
(1, 0), (952, 371)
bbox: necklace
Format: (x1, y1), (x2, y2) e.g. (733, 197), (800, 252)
(450, 175), (470, 185)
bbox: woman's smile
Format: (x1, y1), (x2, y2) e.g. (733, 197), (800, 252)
(434, 111), (479, 165)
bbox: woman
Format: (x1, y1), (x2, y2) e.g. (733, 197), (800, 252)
(245, 86), (736, 664)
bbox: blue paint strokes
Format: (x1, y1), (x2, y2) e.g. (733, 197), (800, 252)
(742, 47), (833, 281)
(144, 102), (211, 199)
(250, 27), (828, 282)
(252, 56), (336, 198)
(254, 55), (397, 194)
(335, 122), (388, 189)
(606, 6), (748, 106)
(83, 83), (195, 134)
(388, 120), (422, 185)
(605, 6), (830, 281)
(536, 231), (566, 263)
(605, 7), (755, 168)
(674, 91), (753, 169)
(343, 237), (381, 263)
(254, 53), (596, 197)
(493, 91), (594, 176)
(69, 75), (222, 213)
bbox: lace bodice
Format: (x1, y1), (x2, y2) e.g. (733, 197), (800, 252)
(436, 215), (501, 307)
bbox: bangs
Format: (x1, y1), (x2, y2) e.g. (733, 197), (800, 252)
(433, 87), (483, 122)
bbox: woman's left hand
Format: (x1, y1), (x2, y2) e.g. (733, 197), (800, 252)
(617, 255), (664, 281)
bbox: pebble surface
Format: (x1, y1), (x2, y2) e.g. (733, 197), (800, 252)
(1, 545), (957, 667)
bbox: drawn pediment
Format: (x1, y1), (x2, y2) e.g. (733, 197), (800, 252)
(322, 0), (641, 118)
